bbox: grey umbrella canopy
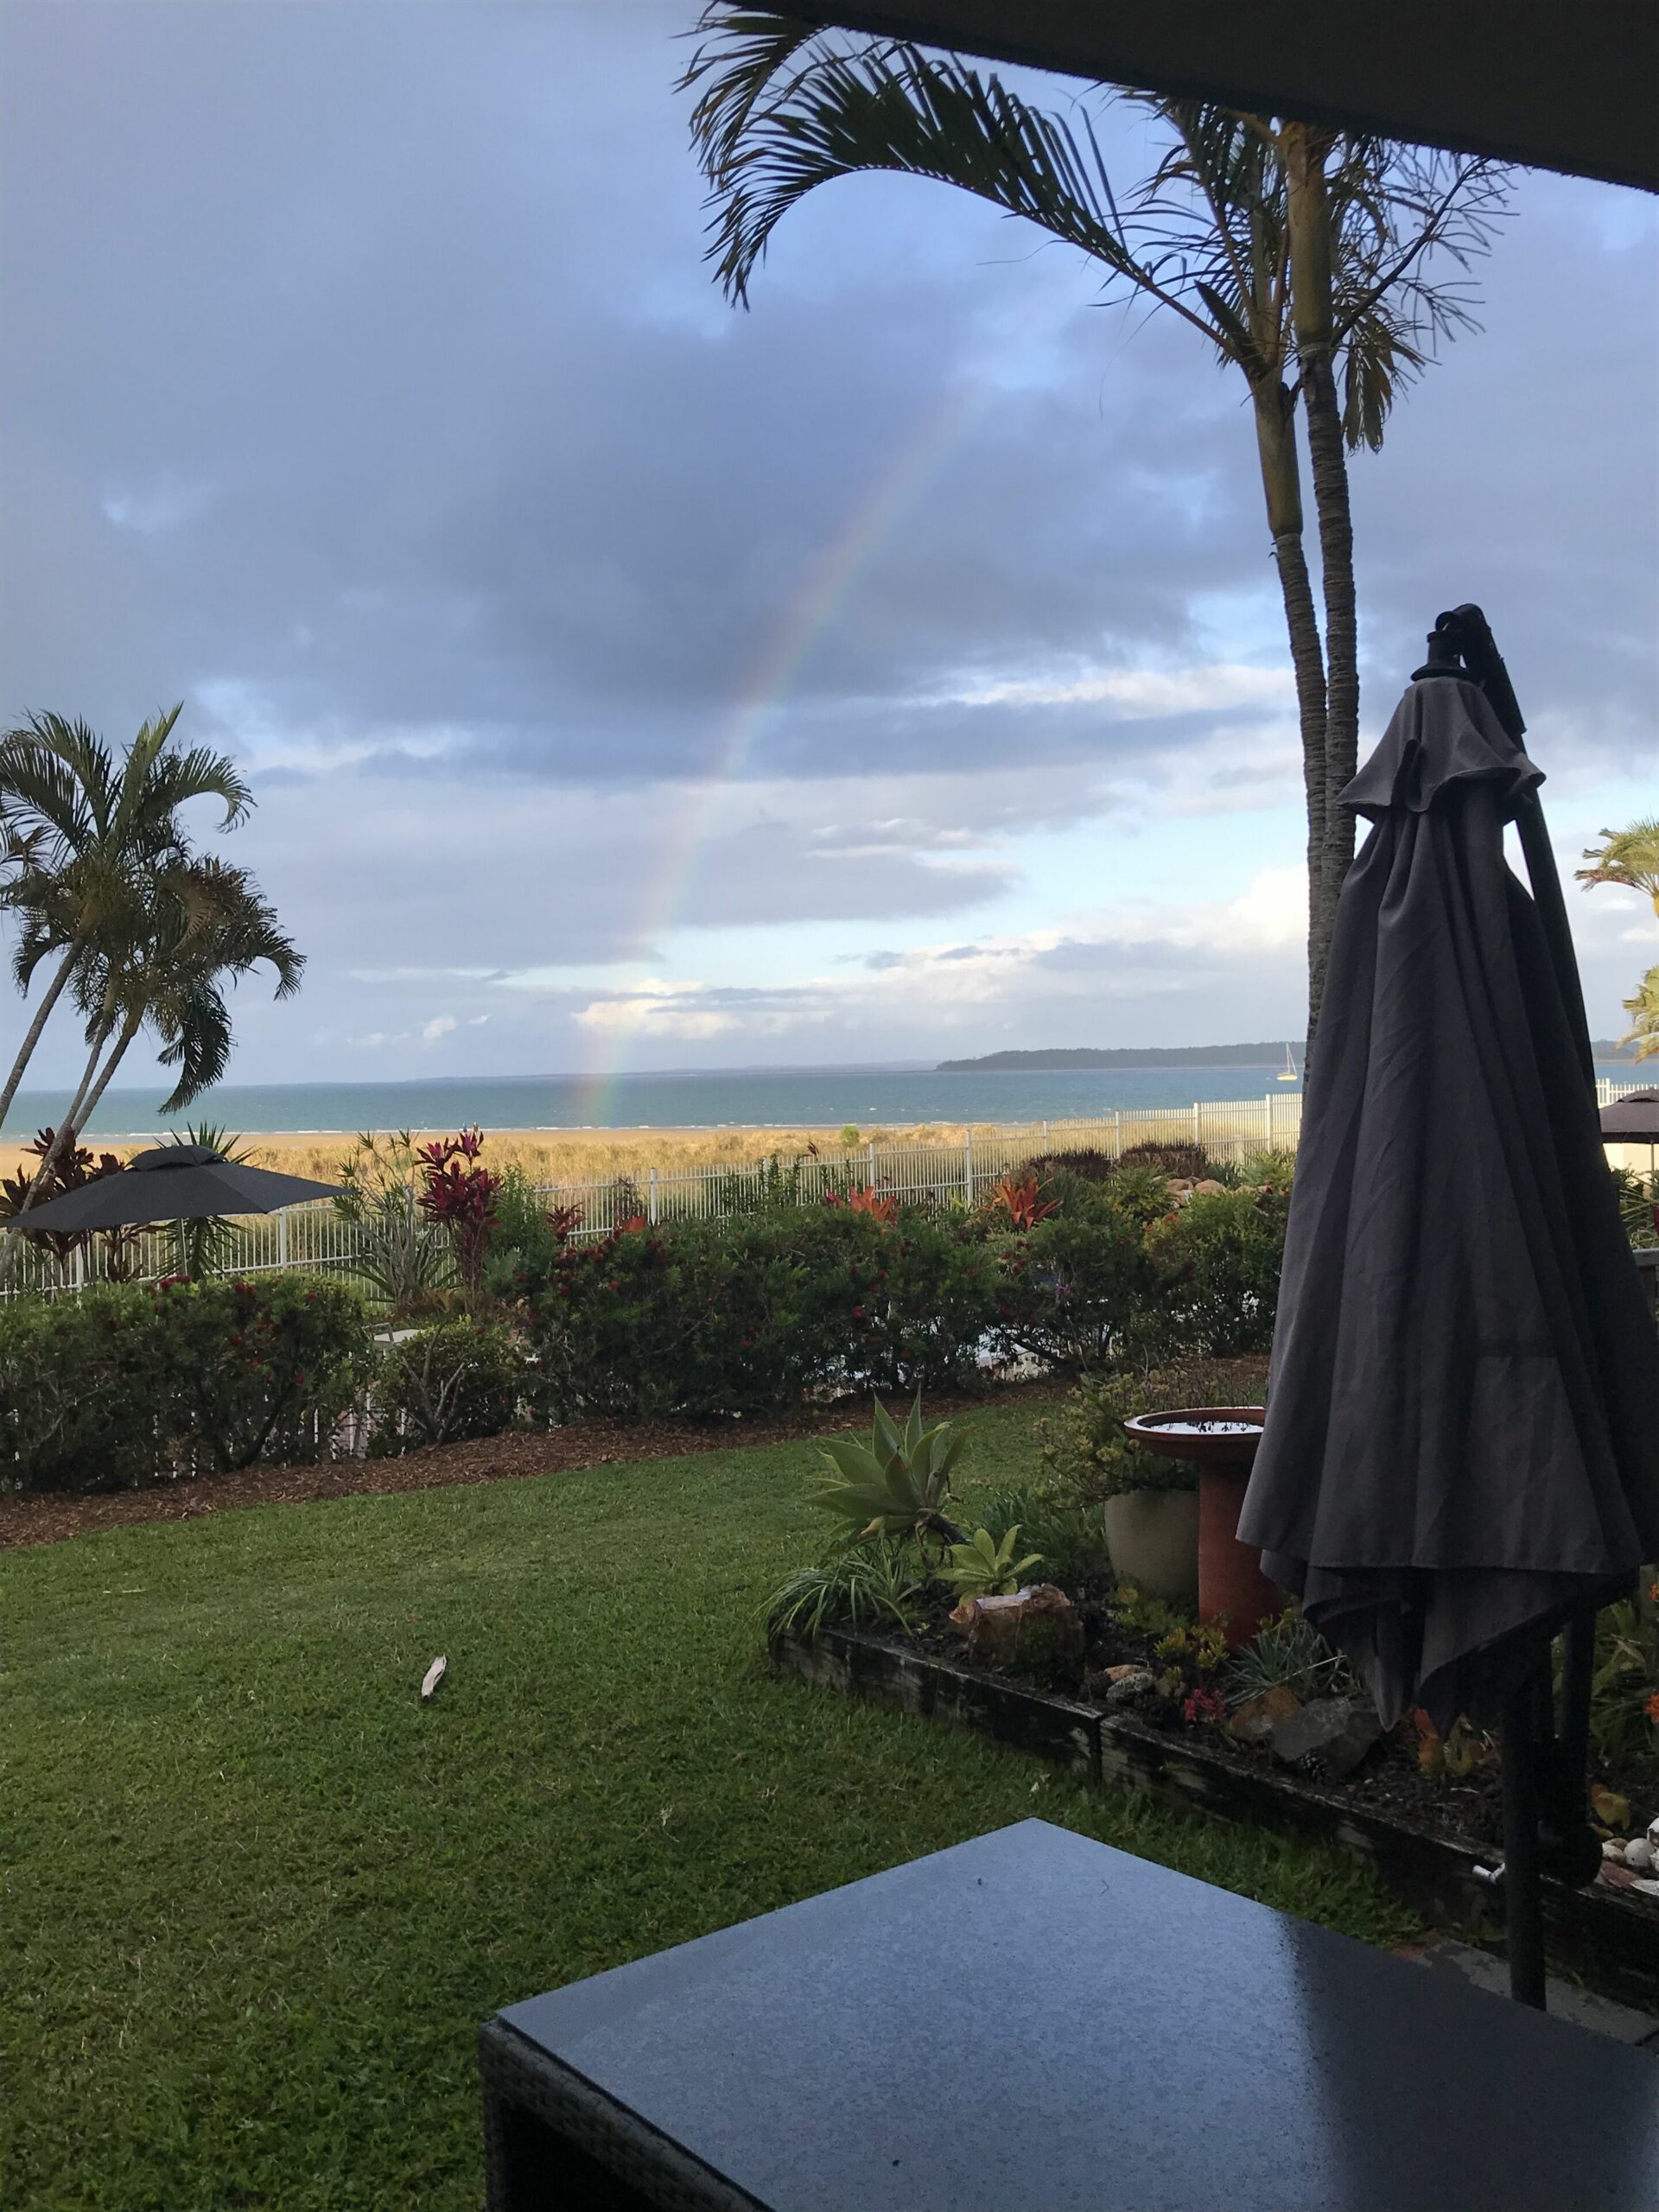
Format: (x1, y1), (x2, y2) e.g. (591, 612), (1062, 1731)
(1602, 1091), (1659, 1141)
(4, 1144), (344, 1232)
(1238, 649), (1659, 1738)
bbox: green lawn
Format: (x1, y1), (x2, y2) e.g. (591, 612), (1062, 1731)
(3, 1401), (1416, 2210)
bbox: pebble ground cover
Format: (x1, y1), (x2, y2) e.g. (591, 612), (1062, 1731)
(3, 1401), (1416, 2209)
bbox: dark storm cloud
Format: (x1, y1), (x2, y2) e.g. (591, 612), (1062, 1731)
(0, 0), (1269, 790)
(0, 3), (1651, 1087)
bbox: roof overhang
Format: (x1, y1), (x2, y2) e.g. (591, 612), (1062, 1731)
(786, 3), (1659, 194)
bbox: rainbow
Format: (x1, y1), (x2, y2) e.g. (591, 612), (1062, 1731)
(573, 378), (988, 1122)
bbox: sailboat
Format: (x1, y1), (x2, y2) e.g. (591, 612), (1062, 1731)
(1277, 1044), (1299, 1084)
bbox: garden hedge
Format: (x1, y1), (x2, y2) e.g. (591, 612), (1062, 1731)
(0, 1274), (369, 1493)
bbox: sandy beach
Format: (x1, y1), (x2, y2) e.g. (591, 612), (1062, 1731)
(0, 1122), (999, 1189)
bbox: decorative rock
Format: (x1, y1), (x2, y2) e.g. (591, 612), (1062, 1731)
(1228, 1685), (1303, 1745)
(1094, 1669), (1156, 1709)
(1647, 1815), (1659, 1852)
(1624, 1838), (1656, 1873)
(1605, 1839), (1631, 1861)
(1599, 1861), (1643, 1892)
(1632, 1877), (1659, 1901)
(1103, 1662), (1145, 1684)
(1268, 1696), (1382, 1778)
(1190, 1179), (1228, 1197)
(950, 1584), (1082, 1672)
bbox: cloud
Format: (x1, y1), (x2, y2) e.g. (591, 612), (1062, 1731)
(0, 5), (1649, 1087)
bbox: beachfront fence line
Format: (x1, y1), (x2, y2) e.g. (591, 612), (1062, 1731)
(3, 1079), (1649, 1300)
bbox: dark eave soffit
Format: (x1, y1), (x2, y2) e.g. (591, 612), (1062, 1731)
(786, 3), (1659, 195)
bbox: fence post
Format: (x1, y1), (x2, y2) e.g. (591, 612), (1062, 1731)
(963, 1130), (975, 1205)
(277, 1207), (289, 1268)
(648, 1166), (659, 1226)
(1041, 1119), (1050, 1155)
(1192, 1101), (1202, 1147)
(867, 1141), (876, 1182)
(1114, 1108), (1122, 1157)
(72, 1242), (86, 1292)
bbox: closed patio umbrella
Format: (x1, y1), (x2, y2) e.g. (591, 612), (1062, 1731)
(1237, 605), (1659, 2005)
(4, 1142), (343, 1232)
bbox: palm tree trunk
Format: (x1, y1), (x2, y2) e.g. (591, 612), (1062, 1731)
(1286, 124), (1359, 1044)
(1251, 375), (1328, 1050)
(72, 1009), (143, 1134)
(17, 1004), (120, 1212)
(0, 942), (81, 1130)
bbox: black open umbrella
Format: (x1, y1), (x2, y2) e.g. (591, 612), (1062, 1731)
(1237, 605), (1659, 2006)
(3, 1142), (343, 1232)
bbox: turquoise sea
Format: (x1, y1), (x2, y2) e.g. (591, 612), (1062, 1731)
(2, 1059), (1640, 1141)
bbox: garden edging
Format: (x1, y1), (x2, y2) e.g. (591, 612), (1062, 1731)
(772, 1622), (1659, 2012)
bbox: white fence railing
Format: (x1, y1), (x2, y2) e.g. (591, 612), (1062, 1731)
(3, 1078), (1649, 1299)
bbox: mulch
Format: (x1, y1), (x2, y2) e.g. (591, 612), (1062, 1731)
(0, 1375), (1072, 1553)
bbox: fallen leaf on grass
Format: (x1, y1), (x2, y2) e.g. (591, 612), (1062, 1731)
(420, 1656), (448, 1701)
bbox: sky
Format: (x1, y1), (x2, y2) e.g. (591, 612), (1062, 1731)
(1, 1), (1656, 1095)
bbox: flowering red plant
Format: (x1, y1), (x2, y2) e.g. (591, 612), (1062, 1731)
(415, 1128), (500, 1301)
(1182, 1685), (1226, 1726)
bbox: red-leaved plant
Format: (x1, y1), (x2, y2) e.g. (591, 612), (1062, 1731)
(823, 1184), (899, 1226)
(988, 1173), (1058, 1231)
(415, 1128), (501, 1305)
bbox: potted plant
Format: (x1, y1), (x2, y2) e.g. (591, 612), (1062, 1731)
(1037, 1370), (1202, 1603)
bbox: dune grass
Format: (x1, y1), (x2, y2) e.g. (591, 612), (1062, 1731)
(2, 1401), (1417, 2210)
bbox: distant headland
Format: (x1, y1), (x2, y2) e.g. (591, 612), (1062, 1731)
(936, 1043), (1304, 1071)
(938, 1039), (1643, 1072)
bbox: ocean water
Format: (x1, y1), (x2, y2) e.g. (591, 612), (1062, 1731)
(7, 1064), (1313, 1139)
(3, 1060), (1638, 1140)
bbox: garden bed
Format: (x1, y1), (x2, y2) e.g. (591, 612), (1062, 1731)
(775, 1622), (1659, 2012)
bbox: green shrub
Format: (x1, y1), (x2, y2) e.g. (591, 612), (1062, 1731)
(1145, 1188), (1287, 1356)
(995, 1206), (1155, 1370)
(971, 1484), (1113, 1580)
(0, 1274), (370, 1491)
(1118, 1139), (1210, 1179)
(530, 1206), (1001, 1420)
(369, 1319), (525, 1453)
(1102, 1162), (1183, 1230)
(1038, 1359), (1269, 1506)
(0, 1287), (162, 1492)
(156, 1275), (372, 1473)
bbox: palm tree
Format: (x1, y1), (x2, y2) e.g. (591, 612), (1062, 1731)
(1579, 819), (1659, 918)
(680, 16), (1506, 1036)
(1579, 818), (1659, 1063)
(0, 708), (251, 1128)
(54, 855), (302, 1147)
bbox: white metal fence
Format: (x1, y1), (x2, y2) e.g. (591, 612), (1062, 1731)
(4, 1078), (1649, 1299)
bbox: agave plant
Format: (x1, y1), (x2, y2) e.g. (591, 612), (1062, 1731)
(809, 1395), (969, 1549)
(938, 1525), (1044, 1601)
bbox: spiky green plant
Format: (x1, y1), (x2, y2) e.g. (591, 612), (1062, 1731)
(938, 1525), (1044, 1601)
(1225, 1606), (1354, 1707)
(808, 1394), (969, 1548)
(973, 1484), (1111, 1580)
(764, 1540), (921, 1643)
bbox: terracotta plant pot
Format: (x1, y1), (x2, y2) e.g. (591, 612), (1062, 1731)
(1103, 1488), (1200, 1604)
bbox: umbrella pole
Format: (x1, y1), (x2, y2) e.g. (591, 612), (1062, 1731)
(1501, 1673), (1548, 2009)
